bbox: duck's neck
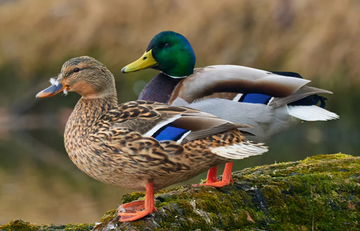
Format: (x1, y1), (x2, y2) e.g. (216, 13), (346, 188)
(75, 95), (118, 116)
(65, 95), (118, 143)
(138, 73), (184, 103)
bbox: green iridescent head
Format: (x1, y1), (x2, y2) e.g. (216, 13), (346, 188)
(122, 31), (196, 78)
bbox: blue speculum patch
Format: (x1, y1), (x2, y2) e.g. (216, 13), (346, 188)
(240, 93), (272, 104)
(153, 125), (189, 142)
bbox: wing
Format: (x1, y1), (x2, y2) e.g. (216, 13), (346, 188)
(169, 65), (310, 104)
(268, 86), (332, 108)
(88, 100), (262, 177)
(95, 100), (247, 145)
(170, 66), (338, 122)
(172, 97), (277, 140)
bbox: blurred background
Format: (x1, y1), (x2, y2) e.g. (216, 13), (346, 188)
(0, 0), (359, 225)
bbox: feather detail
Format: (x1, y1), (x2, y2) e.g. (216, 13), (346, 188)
(183, 123), (242, 143)
(152, 124), (191, 143)
(232, 93), (243, 102)
(143, 115), (182, 137)
(175, 130), (192, 143)
(138, 73), (182, 103)
(114, 101), (250, 143)
(287, 105), (339, 121)
(239, 93), (272, 104)
(172, 97), (329, 142)
(269, 86), (333, 108)
(209, 141), (267, 159)
(170, 65), (310, 104)
(49, 77), (60, 86)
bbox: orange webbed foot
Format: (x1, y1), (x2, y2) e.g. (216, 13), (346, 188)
(196, 163), (234, 188)
(118, 206), (157, 222)
(192, 165), (220, 186)
(118, 200), (145, 213)
(197, 175), (233, 187)
(118, 182), (157, 222)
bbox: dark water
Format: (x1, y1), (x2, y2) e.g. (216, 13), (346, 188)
(0, 86), (358, 225)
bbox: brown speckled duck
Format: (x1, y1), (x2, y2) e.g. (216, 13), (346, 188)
(36, 56), (267, 222)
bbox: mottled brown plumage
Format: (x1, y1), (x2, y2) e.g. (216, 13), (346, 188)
(64, 98), (253, 191)
(36, 56), (267, 221)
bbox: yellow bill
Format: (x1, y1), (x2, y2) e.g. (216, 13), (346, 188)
(121, 50), (157, 73)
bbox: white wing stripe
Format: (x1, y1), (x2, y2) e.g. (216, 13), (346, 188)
(232, 93), (243, 102)
(288, 105), (339, 121)
(210, 141), (268, 159)
(176, 130), (192, 144)
(143, 114), (182, 137)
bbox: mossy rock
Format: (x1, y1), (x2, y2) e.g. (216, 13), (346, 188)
(1, 153), (359, 231)
(0, 219), (94, 231)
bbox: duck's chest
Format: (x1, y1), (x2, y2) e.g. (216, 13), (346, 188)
(138, 73), (182, 103)
(64, 108), (92, 153)
(64, 113), (92, 169)
(62, 100), (109, 178)
(64, 117), (120, 185)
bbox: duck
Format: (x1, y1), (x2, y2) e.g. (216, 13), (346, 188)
(121, 31), (339, 187)
(36, 56), (268, 222)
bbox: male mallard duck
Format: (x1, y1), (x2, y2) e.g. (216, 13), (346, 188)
(122, 31), (339, 187)
(36, 56), (267, 222)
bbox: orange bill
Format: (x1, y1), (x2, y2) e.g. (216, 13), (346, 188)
(36, 82), (66, 98)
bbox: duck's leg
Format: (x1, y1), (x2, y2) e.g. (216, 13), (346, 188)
(118, 181), (157, 222)
(206, 165), (220, 183)
(192, 166), (219, 186)
(197, 162), (234, 187)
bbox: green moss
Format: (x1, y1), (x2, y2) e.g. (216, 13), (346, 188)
(90, 209), (117, 230)
(108, 153), (358, 230)
(0, 220), (39, 231)
(0, 220), (94, 231)
(302, 153), (352, 163)
(1, 154), (359, 230)
(234, 153), (360, 230)
(100, 209), (117, 222)
(122, 192), (145, 204)
(64, 223), (94, 231)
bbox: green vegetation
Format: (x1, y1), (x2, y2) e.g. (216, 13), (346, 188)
(2, 153), (358, 230)
(0, 219), (94, 231)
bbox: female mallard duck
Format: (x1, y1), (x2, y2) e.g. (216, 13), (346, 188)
(36, 56), (267, 222)
(121, 31), (339, 187)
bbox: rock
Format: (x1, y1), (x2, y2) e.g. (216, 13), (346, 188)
(1, 153), (359, 230)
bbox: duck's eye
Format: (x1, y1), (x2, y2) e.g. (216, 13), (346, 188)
(74, 68), (80, 73)
(164, 42), (171, 48)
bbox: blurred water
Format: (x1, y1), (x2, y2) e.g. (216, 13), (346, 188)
(0, 86), (358, 225)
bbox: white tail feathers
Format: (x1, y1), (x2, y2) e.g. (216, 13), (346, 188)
(209, 141), (268, 160)
(288, 105), (339, 121)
